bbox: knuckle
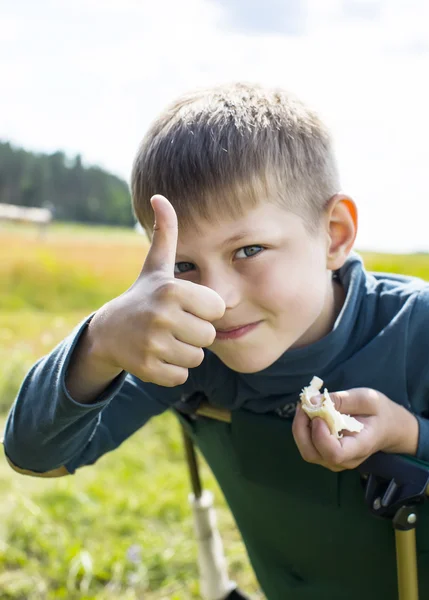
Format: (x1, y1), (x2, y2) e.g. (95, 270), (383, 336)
(145, 336), (164, 356)
(149, 309), (173, 331)
(156, 280), (179, 302)
(139, 353), (156, 374)
(135, 356), (158, 383)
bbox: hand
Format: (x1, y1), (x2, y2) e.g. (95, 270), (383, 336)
(88, 195), (226, 387)
(292, 388), (419, 471)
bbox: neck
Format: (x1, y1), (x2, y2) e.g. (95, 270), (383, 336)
(293, 273), (346, 349)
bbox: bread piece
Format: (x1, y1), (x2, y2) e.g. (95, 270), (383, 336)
(299, 376), (364, 438)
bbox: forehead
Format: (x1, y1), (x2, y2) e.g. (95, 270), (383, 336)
(177, 201), (306, 250)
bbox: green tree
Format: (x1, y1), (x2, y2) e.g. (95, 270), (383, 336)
(0, 141), (134, 227)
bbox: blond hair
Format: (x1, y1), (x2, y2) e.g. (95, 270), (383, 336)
(131, 82), (340, 236)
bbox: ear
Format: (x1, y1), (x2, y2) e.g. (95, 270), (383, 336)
(324, 194), (358, 271)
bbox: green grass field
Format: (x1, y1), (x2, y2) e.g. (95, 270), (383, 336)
(0, 222), (263, 600)
(2, 221), (429, 599)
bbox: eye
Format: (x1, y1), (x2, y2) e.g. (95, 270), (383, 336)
(235, 245), (264, 259)
(174, 261), (195, 274)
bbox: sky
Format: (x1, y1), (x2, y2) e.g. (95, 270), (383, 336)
(1, 0), (429, 252)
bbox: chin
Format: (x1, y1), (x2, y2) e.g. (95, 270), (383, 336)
(215, 351), (279, 374)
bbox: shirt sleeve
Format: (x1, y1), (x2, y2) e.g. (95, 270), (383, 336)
(2, 313), (192, 474)
(406, 287), (429, 463)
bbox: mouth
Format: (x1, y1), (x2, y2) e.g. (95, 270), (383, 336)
(215, 321), (262, 340)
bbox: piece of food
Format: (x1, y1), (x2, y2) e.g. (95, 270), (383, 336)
(299, 376), (364, 438)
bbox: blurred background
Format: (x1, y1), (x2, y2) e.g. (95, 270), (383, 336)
(1, 1), (429, 598)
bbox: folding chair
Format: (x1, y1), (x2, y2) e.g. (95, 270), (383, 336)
(358, 452), (429, 600)
(180, 398), (429, 600)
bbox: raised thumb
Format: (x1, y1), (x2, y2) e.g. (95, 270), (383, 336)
(143, 195), (178, 276)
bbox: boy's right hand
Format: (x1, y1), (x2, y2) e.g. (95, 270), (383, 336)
(88, 195), (226, 387)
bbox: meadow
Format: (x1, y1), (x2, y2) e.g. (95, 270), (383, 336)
(2, 221), (429, 600)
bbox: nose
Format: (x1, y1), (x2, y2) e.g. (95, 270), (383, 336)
(200, 270), (242, 309)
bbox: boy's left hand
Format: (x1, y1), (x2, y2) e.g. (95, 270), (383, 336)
(292, 388), (419, 472)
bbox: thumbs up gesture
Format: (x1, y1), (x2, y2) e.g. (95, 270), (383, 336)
(88, 195), (226, 387)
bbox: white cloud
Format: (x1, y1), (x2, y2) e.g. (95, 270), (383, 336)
(1, 0), (429, 251)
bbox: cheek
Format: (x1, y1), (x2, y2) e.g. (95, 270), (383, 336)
(251, 256), (327, 316)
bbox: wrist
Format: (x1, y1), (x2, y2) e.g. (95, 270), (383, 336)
(86, 311), (122, 377)
(383, 404), (419, 456)
(65, 322), (124, 405)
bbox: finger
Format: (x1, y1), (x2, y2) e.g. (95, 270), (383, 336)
(310, 417), (345, 465)
(171, 310), (217, 348)
(142, 195), (178, 276)
(161, 337), (206, 369)
(337, 422), (375, 465)
(140, 361), (190, 387)
(292, 404), (324, 464)
(311, 417), (370, 468)
(329, 388), (381, 417)
(178, 279), (226, 322)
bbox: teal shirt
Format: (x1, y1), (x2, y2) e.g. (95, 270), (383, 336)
(4, 251), (429, 472)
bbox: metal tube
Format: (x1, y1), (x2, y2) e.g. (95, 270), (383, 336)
(395, 528), (419, 600)
(196, 403), (232, 423)
(182, 426), (202, 499)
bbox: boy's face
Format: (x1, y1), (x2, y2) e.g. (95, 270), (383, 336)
(175, 201), (342, 373)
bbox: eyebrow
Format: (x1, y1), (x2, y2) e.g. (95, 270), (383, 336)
(222, 231), (266, 247)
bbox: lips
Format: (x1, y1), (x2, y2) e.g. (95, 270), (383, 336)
(215, 320), (262, 340)
(216, 322), (255, 332)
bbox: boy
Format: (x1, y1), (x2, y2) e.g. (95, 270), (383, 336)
(3, 82), (429, 599)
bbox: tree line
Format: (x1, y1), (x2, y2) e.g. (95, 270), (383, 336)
(0, 141), (135, 227)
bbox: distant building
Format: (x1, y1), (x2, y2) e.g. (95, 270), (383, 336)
(0, 203), (53, 225)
